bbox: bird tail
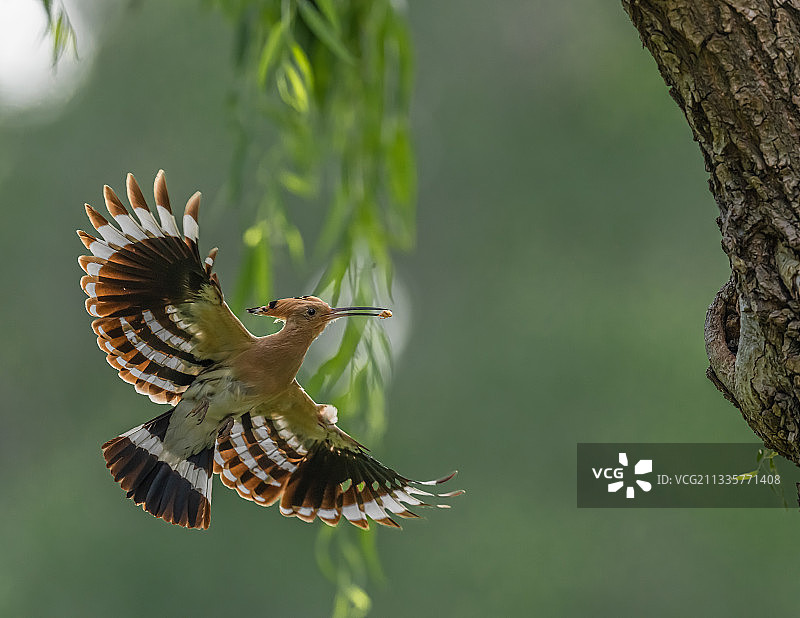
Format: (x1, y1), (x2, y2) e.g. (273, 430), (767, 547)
(101, 409), (214, 529)
(214, 413), (463, 529)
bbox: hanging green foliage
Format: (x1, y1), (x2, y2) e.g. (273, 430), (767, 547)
(212, 1), (417, 615)
(41, 0), (78, 65)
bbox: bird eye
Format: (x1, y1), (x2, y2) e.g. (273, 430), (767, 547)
(307, 307), (316, 316)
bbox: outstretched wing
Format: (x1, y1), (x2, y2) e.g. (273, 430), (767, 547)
(78, 171), (254, 404)
(214, 384), (462, 529)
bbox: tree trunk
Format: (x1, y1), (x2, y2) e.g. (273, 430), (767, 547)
(622, 0), (800, 464)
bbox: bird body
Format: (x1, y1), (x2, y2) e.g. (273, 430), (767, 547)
(78, 171), (460, 530)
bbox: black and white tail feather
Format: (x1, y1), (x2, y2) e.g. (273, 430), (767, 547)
(102, 410), (214, 529)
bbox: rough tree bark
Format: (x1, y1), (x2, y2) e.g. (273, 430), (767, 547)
(622, 0), (800, 464)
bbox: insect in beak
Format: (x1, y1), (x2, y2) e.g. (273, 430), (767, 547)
(328, 306), (392, 320)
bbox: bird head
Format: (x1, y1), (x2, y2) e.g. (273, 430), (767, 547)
(247, 296), (391, 335)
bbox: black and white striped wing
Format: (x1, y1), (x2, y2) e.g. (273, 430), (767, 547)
(214, 411), (462, 529)
(214, 413), (307, 508)
(78, 171), (253, 404)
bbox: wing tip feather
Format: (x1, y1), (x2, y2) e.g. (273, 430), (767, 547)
(126, 173), (148, 209)
(103, 184), (128, 216)
(154, 169), (171, 211)
(185, 191), (201, 219)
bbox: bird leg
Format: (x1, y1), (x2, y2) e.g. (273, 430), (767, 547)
(217, 415), (235, 440)
(188, 399), (210, 424)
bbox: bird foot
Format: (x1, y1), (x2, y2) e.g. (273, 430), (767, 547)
(217, 416), (235, 440)
(317, 404), (339, 425)
(188, 399), (210, 424)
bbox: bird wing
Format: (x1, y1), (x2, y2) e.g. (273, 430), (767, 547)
(78, 171), (254, 405)
(213, 381), (461, 529)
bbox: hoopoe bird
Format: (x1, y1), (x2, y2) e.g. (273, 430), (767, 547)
(77, 171), (461, 530)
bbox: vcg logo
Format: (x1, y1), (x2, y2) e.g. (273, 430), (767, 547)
(592, 452), (653, 499)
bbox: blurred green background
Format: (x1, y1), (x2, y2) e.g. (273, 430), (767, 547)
(1, 0), (794, 615)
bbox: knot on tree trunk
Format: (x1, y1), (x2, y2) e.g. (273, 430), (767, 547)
(705, 277), (740, 408)
(705, 264), (800, 464)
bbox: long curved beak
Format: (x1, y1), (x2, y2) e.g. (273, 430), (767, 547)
(328, 306), (392, 319)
